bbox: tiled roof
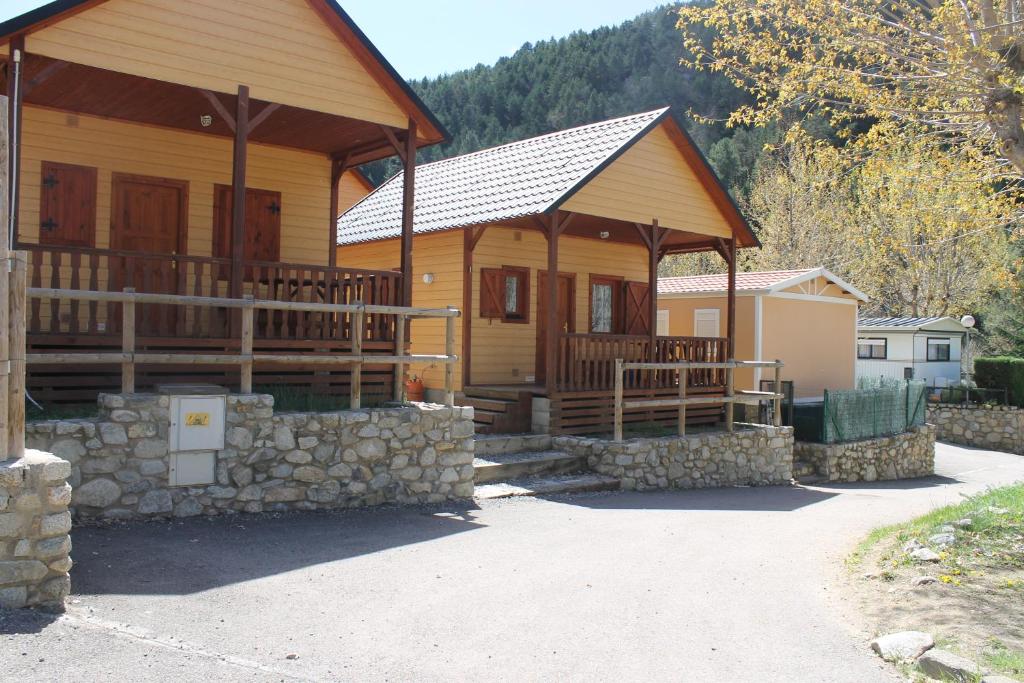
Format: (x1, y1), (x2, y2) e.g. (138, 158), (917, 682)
(337, 108), (669, 244)
(658, 269), (817, 294)
(858, 317), (948, 328)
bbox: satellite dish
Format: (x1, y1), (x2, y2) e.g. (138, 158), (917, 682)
(960, 314), (976, 329)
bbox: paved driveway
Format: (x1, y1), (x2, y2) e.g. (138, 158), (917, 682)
(3, 442), (1023, 682)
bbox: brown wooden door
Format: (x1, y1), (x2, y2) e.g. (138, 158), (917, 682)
(39, 161), (97, 247)
(624, 281), (651, 335)
(110, 174), (188, 334)
(213, 184), (282, 268)
(536, 272), (575, 384)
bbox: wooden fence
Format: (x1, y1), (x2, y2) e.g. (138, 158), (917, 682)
(612, 359), (784, 441)
(26, 287), (459, 408)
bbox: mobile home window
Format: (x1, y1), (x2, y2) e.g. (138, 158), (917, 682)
(927, 337), (951, 362)
(589, 275), (622, 333)
(480, 266), (529, 323)
(857, 338), (887, 360)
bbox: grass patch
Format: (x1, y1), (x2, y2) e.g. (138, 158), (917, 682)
(255, 385), (390, 413)
(982, 639), (1024, 678)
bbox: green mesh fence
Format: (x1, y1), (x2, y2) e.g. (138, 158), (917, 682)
(818, 378), (927, 444)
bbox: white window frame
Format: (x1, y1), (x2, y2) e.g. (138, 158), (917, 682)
(693, 308), (720, 338)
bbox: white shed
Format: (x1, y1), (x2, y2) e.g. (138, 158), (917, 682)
(856, 317), (970, 386)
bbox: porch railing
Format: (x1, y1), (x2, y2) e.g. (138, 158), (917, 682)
(26, 287), (458, 408)
(612, 359), (785, 441)
(20, 244), (402, 341)
(555, 333), (729, 392)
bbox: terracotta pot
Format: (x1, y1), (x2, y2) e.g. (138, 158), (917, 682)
(405, 377), (425, 402)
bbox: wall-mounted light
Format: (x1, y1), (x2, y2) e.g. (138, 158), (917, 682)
(200, 114), (213, 128)
(599, 231), (610, 240)
(422, 272), (435, 284)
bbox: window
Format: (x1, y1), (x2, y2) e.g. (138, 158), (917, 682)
(857, 338), (887, 360)
(589, 275), (623, 333)
(694, 308), (720, 338)
(927, 337), (951, 362)
(656, 310), (670, 336)
(480, 266), (529, 323)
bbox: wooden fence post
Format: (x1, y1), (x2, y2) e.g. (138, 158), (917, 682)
(725, 362), (734, 432)
(773, 360), (782, 427)
(121, 287), (135, 394)
(613, 358), (623, 441)
(444, 307), (456, 407)
(350, 305), (363, 410)
(678, 365), (687, 437)
(240, 294), (254, 393)
(393, 312), (406, 402)
(7, 251), (25, 458)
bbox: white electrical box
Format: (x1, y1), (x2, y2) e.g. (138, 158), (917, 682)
(169, 451), (216, 487)
(168, 395), (226, 453)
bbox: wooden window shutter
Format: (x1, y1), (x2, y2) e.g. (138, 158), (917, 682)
(39, 161), (97, 247)
(623, 281), (650, 335)
(480, 268), (504, 318)
(213, 185), (282, 276)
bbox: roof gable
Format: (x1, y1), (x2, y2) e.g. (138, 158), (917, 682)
(338, 108), (670, 244)
(0, 0), (445, 139)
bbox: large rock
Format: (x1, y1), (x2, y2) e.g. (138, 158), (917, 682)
(910, 547), (941, 562)
(917, 649), (982, 682)
(0, 560), (48, 584)
(73, 478), (121, 508)
(870, 631), (934, 662)
(137, 490), (173, 515)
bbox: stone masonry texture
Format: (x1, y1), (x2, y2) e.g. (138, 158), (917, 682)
(26, 394), (475, 521)
(926, 404), (1024, 455)
(0, 450), (73, 611)
(554, 425), (794, 491)
(793, 425), (935, 483)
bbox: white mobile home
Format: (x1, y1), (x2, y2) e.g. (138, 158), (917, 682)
(856, 317), (970, 386)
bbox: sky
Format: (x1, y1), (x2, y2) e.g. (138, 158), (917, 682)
(0, 0), (669, 79)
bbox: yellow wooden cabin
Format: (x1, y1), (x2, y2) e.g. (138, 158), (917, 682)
(338, 109), (760, 434)
(0, 0), (447, 403)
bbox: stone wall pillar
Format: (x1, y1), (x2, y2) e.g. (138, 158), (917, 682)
(0, 450), (73, 611)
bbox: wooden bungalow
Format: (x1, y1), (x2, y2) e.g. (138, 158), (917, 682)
(338, 109), (760, 434)
(0, 0), (448, 404)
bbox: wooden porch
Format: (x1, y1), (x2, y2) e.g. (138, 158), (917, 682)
(23, 243), (405, 403)
(464, 333), (728, 435)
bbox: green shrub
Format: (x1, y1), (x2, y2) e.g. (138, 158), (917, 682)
(975, 356), (1024, 407)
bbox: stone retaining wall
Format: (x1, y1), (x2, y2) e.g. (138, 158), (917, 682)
(793, 424), (935, 482)
(26, 394), (475, 521)
(554, 425), (794, 491)
(0, 451), (73, 610)
(926, 404), (1024, 454)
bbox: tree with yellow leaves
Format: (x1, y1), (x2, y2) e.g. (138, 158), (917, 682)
(677, 0), (1024, 190)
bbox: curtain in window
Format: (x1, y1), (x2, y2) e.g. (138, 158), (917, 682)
(592, 284), (612, 333)
(505, 275), (519, 314)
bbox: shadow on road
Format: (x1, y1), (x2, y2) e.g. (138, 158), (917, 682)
(69, 501), (483, 597)
(538, 482), (839, 511)
(0, 607), (60, 636)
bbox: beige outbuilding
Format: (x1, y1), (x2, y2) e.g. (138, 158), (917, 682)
(658, 268), (867, 400)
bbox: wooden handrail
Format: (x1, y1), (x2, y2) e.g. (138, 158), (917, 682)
(613, 358), (785, 441)
(26, 287), (461, 407)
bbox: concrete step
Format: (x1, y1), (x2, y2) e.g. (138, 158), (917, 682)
(474, 433), (553, 457)
(795, 474), (829, 486)
(473, 450), (587, 484)
(474, 472), (620, 500)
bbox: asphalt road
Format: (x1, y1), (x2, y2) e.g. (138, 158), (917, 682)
(3, 442), (1022, 682)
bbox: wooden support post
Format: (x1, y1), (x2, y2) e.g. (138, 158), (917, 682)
(0, 93), (10, 461)
(329, 156), (346, 268)
(229, 85), (250, 301)
(614, 358), (623, 442)
(393, 312), (406, 402)
(240, 294), (254, 394)
(7, 251), (25, 458)
(121, 287), (135, 394)
(545, 212), (560, 395)
(726, 237), (737, 359)
(399, 119), (417, 308)
(350, 306), (364, 410)
(444, 307), (456, 407)
(773, 360), (782, 427)
(725, 364), (735, 432)
(648, 221), (659, 366)
(7, 36), (24, 249)
(678, 368), (687, 437)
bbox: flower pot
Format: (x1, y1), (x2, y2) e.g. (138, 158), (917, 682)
(405, 377), (425, 402)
